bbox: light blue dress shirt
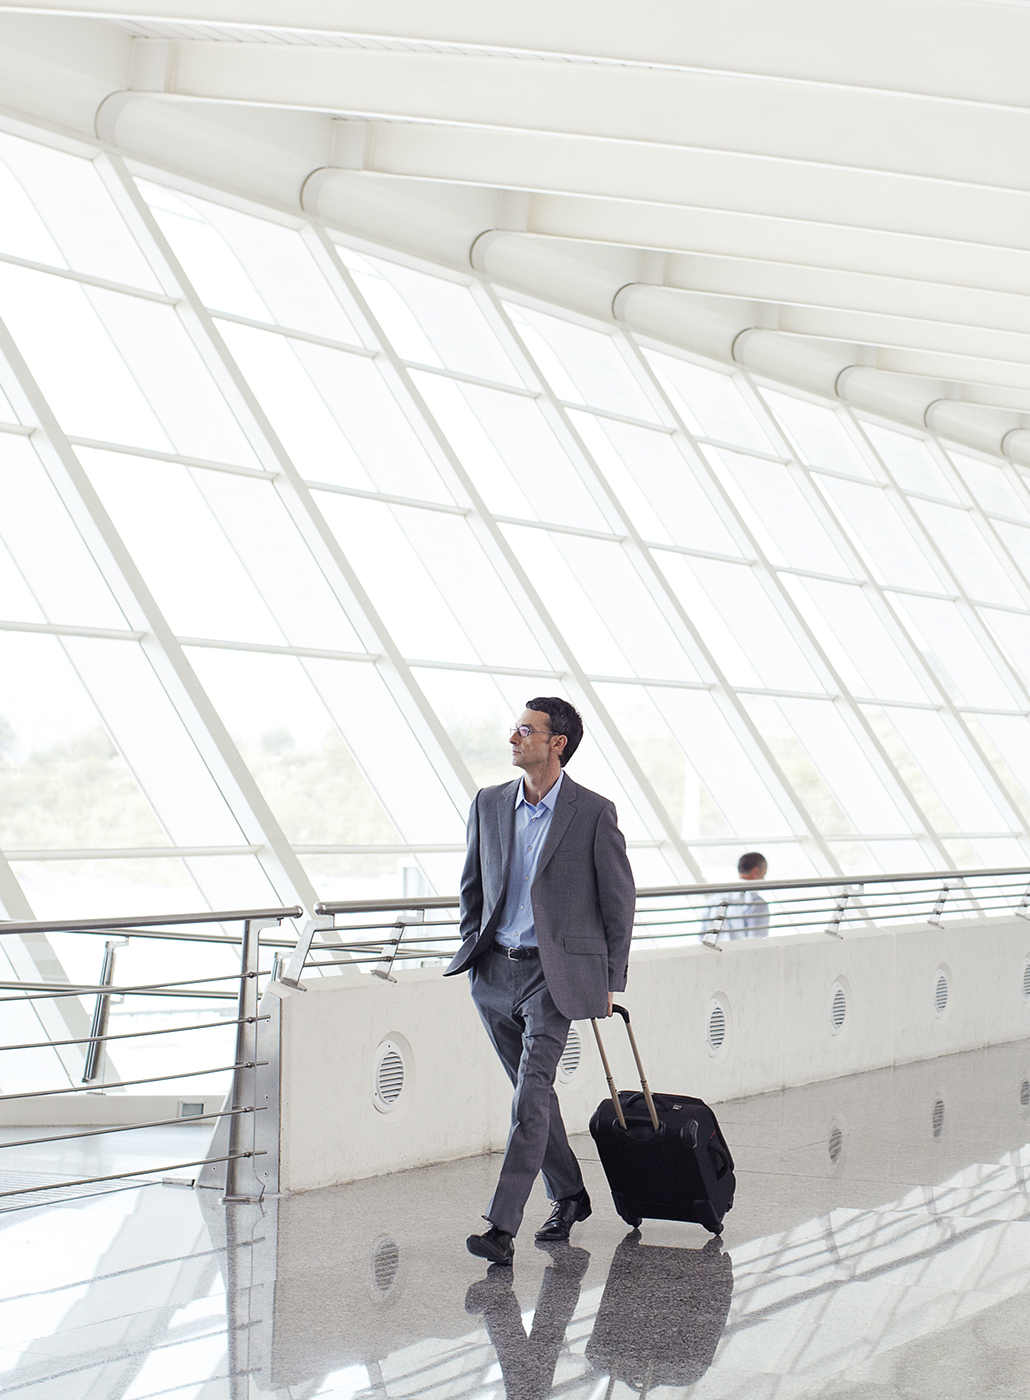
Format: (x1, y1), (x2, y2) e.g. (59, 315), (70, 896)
(494, 772), (564, 950)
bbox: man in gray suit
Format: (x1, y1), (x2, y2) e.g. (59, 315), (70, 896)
(445, 697), (636, 1265)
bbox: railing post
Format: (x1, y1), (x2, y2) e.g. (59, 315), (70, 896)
(224, 917), (280, 1203)
(1014, 879), (1030, 920)
(702, 898), (729, 950)
(824, 884), (861, 938)
(373, 909), (425, 981)
(928, 879), (957, 927)
(81, 937), (127, 1083)
(277, 914), (333, 988)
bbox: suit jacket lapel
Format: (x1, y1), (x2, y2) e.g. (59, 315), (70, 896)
(495, 780), (519, 887)
(535, 774), (578, 879)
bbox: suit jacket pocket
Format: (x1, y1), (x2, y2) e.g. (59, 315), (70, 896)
(563, 936), (607, 955)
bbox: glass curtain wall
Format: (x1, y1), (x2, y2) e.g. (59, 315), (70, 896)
(3, 124), (1030, 927)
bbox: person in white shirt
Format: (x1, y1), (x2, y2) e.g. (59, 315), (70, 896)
(705, 852), (770, 941)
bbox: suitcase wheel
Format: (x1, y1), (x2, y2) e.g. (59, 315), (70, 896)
(695, 1201), (724, 1235)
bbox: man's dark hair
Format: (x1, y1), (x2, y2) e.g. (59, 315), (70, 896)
(738, 852), (767, 877)
(525, 697), (583, 767)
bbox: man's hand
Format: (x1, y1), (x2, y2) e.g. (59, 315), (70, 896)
(606, 992), (614, 1017)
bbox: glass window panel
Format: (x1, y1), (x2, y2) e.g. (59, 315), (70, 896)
(81, 449), (282, 643)
(415, 374), (610, 529)
(761, 389), (874, 478)
(949, 450), (1030, 522)
(643, 350), (774, 451)
(346, 252), (523, 386)
(318, 496), (550, 669)
(0, 385), (19, 423)
(862, 838), (933, 874)
(83, 450), (364, 651)
(887, 594), (1020, 709)
(861, 422), (958, 500)
(0, 264), (170, 449)
(0, 150), (67, 268)
(966, 713), (1030, 828)
(707, 449), (854, 576)
(61, 637), (248, 846)
(817, 477), (947, 591)
(643, 687), (796, 836)
(140, 182), (362, 343)
(655, 555), (760, 686)
(907, 500), (1022, 606)
(0, 436), (127, 628)
(407, 668), (524, 789)
(867, 706), (1008, 833)
(12, 857), (200, 920)
(861, 708), (958, 832)
(594, 682), (733, 841)
(662, 557), (824, 692)
(744, 696), (913, 835)
(0, 133), (161, 290)
(184, 648), (401, 846)
(987, 519), (1030, 592)
(0, 534), (44, 623)
(978, 609), (1030, 697)
(964, 836), (1027, 867)
(782, 576), (931, 702)
(219, 322), (454, 502)
(301, 660), (465, 844)
(510, 307), (660, 421)
(85, 289), (261, 465)
(504, 527), (700, 681)
(570, 412), (740, 554)
(0, 633), (166, 850)
(696, 841), (817, 883)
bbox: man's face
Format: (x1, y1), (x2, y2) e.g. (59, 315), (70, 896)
(509, 709), (557, 769)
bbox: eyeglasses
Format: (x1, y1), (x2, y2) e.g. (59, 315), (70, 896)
(510, 724), (553, 739)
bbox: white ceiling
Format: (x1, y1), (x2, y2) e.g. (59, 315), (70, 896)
(2, 1), (1030, 448)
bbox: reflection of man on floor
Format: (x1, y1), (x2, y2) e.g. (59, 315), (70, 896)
(465, 1245), (589, 1400)
(706, 851), (770, 941)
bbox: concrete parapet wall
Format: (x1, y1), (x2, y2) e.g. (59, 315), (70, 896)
(273, 918), (1030, 1193)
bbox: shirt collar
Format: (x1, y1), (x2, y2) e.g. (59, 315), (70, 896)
(515, 770), (564, 812)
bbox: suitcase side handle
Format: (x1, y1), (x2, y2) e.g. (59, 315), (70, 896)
(591, 1005), (660, 1132)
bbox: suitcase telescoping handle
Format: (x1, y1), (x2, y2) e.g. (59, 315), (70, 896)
(590, 1003), (660, 1133)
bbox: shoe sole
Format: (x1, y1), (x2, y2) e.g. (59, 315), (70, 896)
(466, 1237), (514, 1265)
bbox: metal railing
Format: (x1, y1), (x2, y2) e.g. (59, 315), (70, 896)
(0, 905), (301, 1208)
(280, 866), (1030, 983)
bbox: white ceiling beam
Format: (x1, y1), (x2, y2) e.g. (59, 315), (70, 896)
(523, 194), (1030, 296)
(657, 257), (1030, 341)
(121, 41), (1030, 198)
(2, 0), (1029, 109)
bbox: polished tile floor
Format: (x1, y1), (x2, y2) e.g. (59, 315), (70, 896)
(1, 1040), (1029, 1399)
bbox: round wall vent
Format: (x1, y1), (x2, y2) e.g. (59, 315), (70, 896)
(373, 1040), (407, 1113)
(828, 1125), (843, 1163)
(707, 999), (728, 1056)
(830, 982), (847, 1034)
(371, 1236), (400, 1293)
(558, 1025), (582, 1083)
(1023, 961), (1030, 1001)
(1020, 1079), (1029, 1108)
(934, 969), (949, 1018)
(932, 1098), (945, 1138)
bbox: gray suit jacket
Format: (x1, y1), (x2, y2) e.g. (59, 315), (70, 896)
(444, 774), (636, 1020)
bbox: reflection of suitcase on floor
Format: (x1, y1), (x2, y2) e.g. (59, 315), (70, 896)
(588, 1005), (735, 1234)
(586, 1235), (733, 1389)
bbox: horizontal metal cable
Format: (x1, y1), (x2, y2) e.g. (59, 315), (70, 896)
(0, 906), (302, 936)
(0, 1105), (263, 1154)
(0, 1150), (265, 1200)
(0, 1014), (267, 1055)
(0, 1061), (264, 1103)
(0, 970), (253, 1004)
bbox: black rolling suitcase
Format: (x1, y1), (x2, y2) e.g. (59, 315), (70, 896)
(588, 1005), (735, 1234)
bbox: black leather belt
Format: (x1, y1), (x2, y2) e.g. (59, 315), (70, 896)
(494, 944), (539, 960)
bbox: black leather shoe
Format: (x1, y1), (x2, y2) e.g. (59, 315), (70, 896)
(534, 1188), (592, 1241)
(466, 1226), (515, 1265)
